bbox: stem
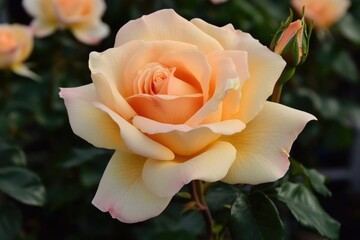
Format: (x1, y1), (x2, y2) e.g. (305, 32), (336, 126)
(190, 180), (213, 240)
(271, 83), (283, 103)
(271, 67), (296, 103)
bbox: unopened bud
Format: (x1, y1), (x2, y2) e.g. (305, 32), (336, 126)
(271, 11), (312, 67)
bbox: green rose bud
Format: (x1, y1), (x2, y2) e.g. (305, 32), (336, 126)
(271, 11), (312, 67)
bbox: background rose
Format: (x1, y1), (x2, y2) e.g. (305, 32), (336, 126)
(22, 0), (109, 45)
(0, 24), (38, 80)
(291, 0), (351, 29)
(60, 9), (315, 223)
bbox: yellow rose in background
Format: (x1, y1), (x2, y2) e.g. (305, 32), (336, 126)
(0, 24), (38, 80)
(60, 9), (315, 223)
(23, 0), (109, 45)
(291, 0), (351, 29)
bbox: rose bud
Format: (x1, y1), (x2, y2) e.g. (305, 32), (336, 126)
(271, 13), (312, 67)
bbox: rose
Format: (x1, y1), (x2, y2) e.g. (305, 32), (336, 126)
(60, 9), (315, 223)
(291, 0), (350, 29)
(0, 24), (38, 80)
(23, 0), (109, 45)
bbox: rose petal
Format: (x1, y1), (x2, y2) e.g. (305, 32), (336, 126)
(133, 116), (245, 156)
(186, 53), (241, 126)
(89, 51), (138, 121)
(23, 0), (56, 19)
(31, 19), (57, 38)
(93, 102), (174, 160)
(142, 141), (236, 197)
(114, 9), (223, 54)
(127, 94), (203, 124)
(191, 19), (286, 124)
(123, 41), (211, 98)
(12, 64), (39, 81)
(92, 150), (172, 223)
(71, 21), (109, 45)
(11, 24), (33, 64)
(157, 48), (211, 101)
(59, 84), (124, 150)
(222, 101), (316, 184)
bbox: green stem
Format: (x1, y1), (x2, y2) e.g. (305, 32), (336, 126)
(271, 67), (296, 103)
(190, 180), (213, 240)
(271, 83), (283, 103)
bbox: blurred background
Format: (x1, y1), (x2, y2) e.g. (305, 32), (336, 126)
(0, 0), (359, 239)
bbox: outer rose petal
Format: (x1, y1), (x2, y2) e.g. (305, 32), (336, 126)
(59, 84), (124, 150)
(60, 85), (174, 160)
(93, 103), (174, 160)
(133, 116), (245, 156)
(71, 21), (110, 45)
(191, 19), (286, 124)
(92, 151), (172, 223)
(114, 9), (223, 54)
(142, 141), (236, 197)
(222, 101), (316, 184)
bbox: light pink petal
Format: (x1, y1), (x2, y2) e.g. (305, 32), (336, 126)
(222, 102), (316, 184)
(72, 21), (109, 45)
(133, 116), (245, 156)
(89, 51), (138, 121)
(59, 84), (124, 150)
(114, 9), (223, 54)
(191, 19), (286, 124)
(126, 94), (203, 124)
(92, 150), (172, 223)
(142, 141), (236, 197)
(93, 102), (174, 160)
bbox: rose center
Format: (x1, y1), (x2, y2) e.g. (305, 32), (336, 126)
(133, 63), (200, 96)
(0, 30), (17, 52)
(133, 63), (175, 95)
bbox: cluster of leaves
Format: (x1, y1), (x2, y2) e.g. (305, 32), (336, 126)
(199, 158), (339, 240)
(1, 0), (359, 239)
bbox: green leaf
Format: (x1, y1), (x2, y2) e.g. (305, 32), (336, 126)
(332, 51), (358, 83)
(276, 182), (340, 239)
(0, 167), (46, 206)
(0, 144), (26, 167)
(290, 159), (331, 197)
(229, 192), (285, 240)
(151, 230), (196, 240)
(59, 148), (110, 168)
(338, 14), (360, 44)
(0, 201), (22, 240)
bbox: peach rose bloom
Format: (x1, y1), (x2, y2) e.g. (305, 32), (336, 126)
(0, 24), (38, 80)
(291, 0), (351, 29)
(60, 9), (315, 223)
(23, 0), (109, 45)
